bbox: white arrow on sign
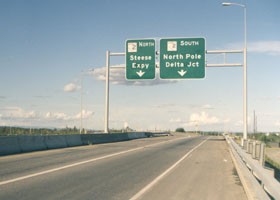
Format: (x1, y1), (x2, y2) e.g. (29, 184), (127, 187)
(177, 70), (187, 77)
(136, 70), (145, 77)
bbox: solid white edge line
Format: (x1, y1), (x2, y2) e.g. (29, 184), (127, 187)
(0, 136), (192, 186)
(129, 136), (210, 200)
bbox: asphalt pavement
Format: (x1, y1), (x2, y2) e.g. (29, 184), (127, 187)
(0, 134), (247, 200)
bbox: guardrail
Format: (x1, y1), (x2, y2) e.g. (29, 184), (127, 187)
(226, 136), (280, 200)
(241, 139), (266, 166)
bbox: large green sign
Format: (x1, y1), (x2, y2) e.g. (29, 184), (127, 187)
(160, 38), (205, 79)
(126, 39), (156, 80)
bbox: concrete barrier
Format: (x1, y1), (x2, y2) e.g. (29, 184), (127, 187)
(80, 134), (95, 145)
(91, 134), (123, 144)
(45, 135), (67, 149)
(145, 132), (152, 137)
(90, 134), (109, 144)
(81, 133), (130, 145)
(18, 135), (47, 152)
(0, 132), (161, 156)
(65, 134), (83, 147)
(118, 133), (129, 141)
(0, 136), (21, 155)
(128, 132), (146, 140)
(136, 132), (146, 138)
(128, 132), (137, 140)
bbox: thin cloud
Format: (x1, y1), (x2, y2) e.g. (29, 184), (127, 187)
(169, 118), (183, 123)
(187, 104), (201, 109)
(249, 41), (280, 56)
(228, 41), (280, 56)
(64, 83), (81, 92)
(184, 112), (228, 127)
(223, 119), (230, 123)
(74, 110), (94, 119)
(201, 104), (214, 109)
(259, 96), (271, 102)
(190, 112), (219, 124)
(235, 120), (243, 127)
(92, 65), (178, 86)
(45, 112), (71, 121)
(1, 107), (38, 120)
(45, 110), (94, 121)
(0, 96), (6, 102)
(152, 103), (175, 108)
(275, 121), (280, 127)
(33, 95), (51, 99)
(0, 106), (94, 123)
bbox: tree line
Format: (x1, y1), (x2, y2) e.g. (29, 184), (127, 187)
(0, 126), (95, 135)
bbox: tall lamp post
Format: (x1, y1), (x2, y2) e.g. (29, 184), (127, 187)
(80, 74), (83, 134)
(222, 2), (247, 140)
(80, 68), (94, 134)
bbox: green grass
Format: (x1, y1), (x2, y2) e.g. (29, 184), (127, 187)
(265, 155), (280, 171)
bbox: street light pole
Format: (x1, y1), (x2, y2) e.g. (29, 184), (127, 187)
(244, 4), (248, 140)
(80, 75), (83, 134)
(222, 2), (247, 140)
(104, 50), (110, 133)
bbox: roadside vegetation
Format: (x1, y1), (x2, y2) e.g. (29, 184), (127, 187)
(248, 133), (280, 144)
(0, 126), (92, 135)
(233, 132), (280, 145)
(266, 154), (280, 181)
(175, 127), (185, 132)
(174, 128), (224, 136)
(0, 126), (141, 135)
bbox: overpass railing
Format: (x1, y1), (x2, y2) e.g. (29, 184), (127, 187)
(226, 136), (280, 200)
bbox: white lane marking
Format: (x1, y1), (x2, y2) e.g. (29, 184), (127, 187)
(0, 136), (192, 186)
(129, 137), (210, 200)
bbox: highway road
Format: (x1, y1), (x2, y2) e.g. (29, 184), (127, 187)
(0, 134), (247, 200)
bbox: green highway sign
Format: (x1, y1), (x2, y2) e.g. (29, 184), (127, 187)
(126, 39), (155, 80)
(160, 38), (205, 79)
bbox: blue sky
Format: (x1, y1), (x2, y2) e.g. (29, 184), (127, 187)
(0, 0), (280, 132)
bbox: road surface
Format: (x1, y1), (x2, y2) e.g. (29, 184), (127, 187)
(0, 135), (247, 200)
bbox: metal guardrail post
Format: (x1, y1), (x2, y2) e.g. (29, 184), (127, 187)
(246, 140), (250, 153)
(249, 140), (252, 153)
(252, 141), (256, 159)
(249, 141), (253, 154)
(256, 142), (261, 160)
(260, 143), (266, 167)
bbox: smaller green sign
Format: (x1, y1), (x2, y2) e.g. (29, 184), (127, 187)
(160, 38), (206, 79)
(126, 39), (155, 80)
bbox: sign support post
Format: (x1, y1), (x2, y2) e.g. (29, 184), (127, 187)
(104, 50), (110, 133)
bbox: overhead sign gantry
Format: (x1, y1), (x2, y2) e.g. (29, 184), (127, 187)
(105, 37), (243, 133)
